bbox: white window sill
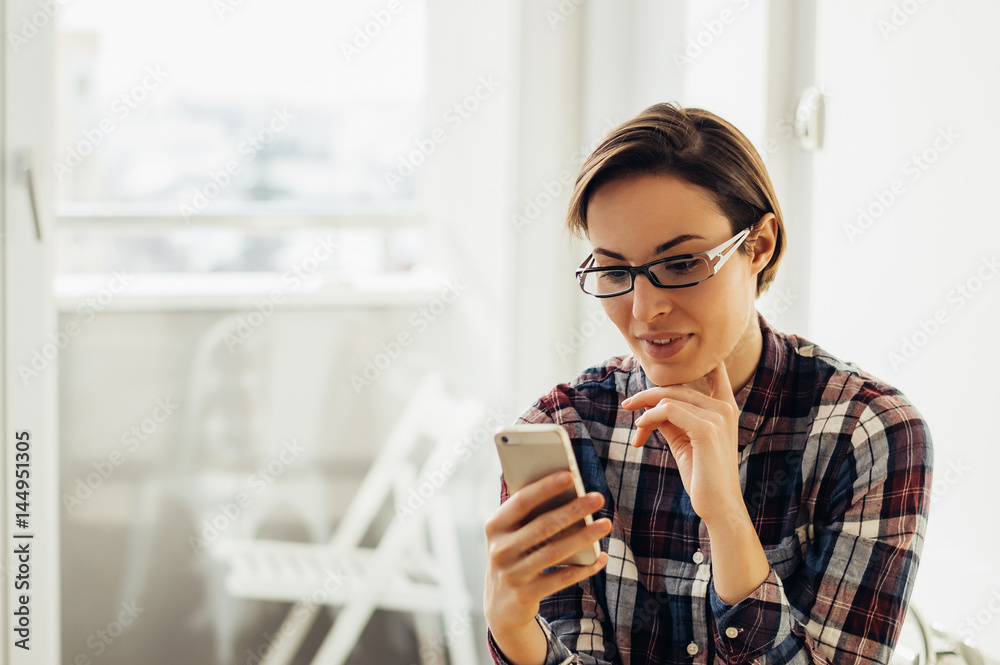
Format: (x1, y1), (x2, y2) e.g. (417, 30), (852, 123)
(54, 271), (447, 312)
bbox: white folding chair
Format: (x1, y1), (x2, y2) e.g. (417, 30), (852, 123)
(211, 372), (485, 665)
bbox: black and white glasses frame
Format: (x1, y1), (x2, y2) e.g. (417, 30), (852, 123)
(575, 225), (756, 297)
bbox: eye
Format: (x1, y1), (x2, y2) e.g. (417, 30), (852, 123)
(663, 260), (700, 275)
(598, 269), (631, 284)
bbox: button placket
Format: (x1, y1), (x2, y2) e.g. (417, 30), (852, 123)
(689, 550), (711, 661)
(688, 517), (710, 663)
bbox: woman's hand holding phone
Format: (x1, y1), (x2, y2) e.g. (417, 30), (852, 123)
(483, 470), (611, 663)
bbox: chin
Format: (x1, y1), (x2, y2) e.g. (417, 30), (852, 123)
(638, 360), (700, 387)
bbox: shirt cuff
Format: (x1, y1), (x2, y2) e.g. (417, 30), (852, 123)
(709, 567), (794, 663)
(487, 615), (576, 665)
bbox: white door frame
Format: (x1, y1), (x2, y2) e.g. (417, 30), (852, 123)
(3, 0), (60, 663)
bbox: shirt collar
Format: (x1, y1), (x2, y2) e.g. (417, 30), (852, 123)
(734, 311), (786, 449)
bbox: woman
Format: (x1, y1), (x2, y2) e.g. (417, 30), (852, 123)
(483, 103), (933, 665)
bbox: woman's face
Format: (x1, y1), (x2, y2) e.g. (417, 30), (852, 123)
(585, 173), (774, 390)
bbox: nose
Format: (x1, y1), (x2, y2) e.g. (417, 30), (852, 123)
(630, 271), (673, 322)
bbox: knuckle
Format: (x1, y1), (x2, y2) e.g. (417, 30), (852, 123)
(508, 490), (534, 516)
(536, 522), (600, 566)
(502, 495), (524, 521)
(561, 499), (584, 520)
(487, 538), (512, 564)
(492, 568), (510, 589)
(567, 496), (595, 519)
(536, 510), (567, 537)
(483, 514), (500, 537)
(527, 496), (596, 543)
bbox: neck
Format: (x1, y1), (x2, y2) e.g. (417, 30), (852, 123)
(727, 314), (763, 395)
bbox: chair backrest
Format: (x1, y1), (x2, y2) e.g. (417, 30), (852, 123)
(179, 312), (272, 473)
(328, 372), (485, 552)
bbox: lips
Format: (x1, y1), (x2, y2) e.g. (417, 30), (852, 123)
(637, 333), (691, 359)
(637, 333), (688, 343)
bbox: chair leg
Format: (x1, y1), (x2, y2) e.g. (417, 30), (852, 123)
(309, 596), (379, 665)
(428, 502), (479, 665)
(412, 612), (447, 665)
(114, 480), (166, 608)
(258, 603), (322, 665)
(310, 510), (427, 665)
(444, 610), (480, 665)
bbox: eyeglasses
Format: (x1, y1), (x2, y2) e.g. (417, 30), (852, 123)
(575, 227), (754, 297)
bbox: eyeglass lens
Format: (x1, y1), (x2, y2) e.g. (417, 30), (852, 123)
(580, 256), (712, 295)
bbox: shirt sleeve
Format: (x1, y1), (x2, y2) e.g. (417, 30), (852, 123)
(707, 391), (934, 665)
(487, 614), (578, 665)
(486, 402), (621, 665)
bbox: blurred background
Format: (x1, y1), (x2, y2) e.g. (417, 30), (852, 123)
(3, 0), (998, 663)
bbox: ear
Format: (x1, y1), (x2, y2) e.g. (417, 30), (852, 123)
(746, 212), (778, 278)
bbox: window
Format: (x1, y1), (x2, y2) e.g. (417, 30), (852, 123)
(55, 0), (428, 293)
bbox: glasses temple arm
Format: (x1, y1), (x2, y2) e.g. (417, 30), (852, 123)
(711, 228), (752, 268)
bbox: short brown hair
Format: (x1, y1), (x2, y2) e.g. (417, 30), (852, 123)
(567, 102), (785, 298)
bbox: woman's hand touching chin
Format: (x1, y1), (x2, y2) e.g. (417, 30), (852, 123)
(621, 362), (744, 525)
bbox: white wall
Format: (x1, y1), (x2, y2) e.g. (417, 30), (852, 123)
(809, 0), (1000, 656)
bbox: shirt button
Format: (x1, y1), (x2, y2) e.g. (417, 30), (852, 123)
(686, 642), (699, 656)
(692, 550), (705, 564)
(725, 627), (739, 639)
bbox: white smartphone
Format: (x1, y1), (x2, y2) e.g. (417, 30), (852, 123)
(494, 424), (601, 566)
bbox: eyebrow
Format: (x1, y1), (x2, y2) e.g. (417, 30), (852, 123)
(592, 234), (705, 260)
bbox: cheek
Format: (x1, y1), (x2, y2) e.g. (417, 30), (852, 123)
(600, 298), (630, 330)
(698, 275), (754, 338)
(687, 280), (741, 332)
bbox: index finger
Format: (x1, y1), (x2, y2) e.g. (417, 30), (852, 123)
(492, 470), (575, 532)
(705, 361), (737, 404)
(631, 425), (653, 448)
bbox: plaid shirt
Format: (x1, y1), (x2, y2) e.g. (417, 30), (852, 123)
(487, 311), (933, 665)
